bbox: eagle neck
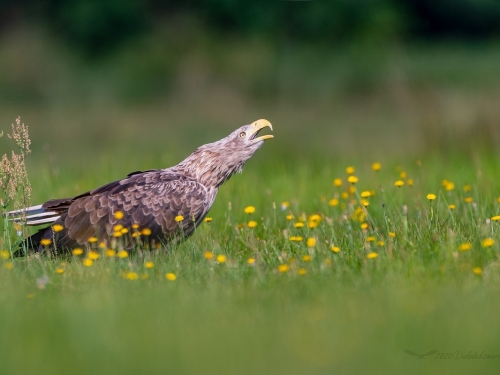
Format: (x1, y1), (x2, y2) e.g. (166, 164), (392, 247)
(173, 149), (242, 189)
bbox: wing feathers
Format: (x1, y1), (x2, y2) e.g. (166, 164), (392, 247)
(41, 171), (213, 250)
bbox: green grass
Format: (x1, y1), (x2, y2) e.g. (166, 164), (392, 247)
(1, 145), (500, 374)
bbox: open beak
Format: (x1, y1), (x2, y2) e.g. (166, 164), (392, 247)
(247, 119), (274, 142)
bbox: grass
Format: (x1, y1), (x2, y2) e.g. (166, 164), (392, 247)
(1, 138), (500, 374)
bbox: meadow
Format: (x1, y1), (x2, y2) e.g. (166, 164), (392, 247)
(1, 131), (500, 374)
(1, 39), (500, 374)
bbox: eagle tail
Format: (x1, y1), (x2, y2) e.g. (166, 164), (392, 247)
(5, 204), (61, 226)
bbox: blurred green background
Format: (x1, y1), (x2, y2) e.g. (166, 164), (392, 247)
(1, 0), (500, 174)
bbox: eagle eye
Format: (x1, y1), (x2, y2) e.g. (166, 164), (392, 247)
(239, 132), (246, 138)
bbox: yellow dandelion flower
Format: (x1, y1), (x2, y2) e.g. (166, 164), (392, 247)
(4, 262), (13, 270)
(52, 224), (64, 232)
(400, 171), (407, 179)
(88, 237), (98, 243)
(216, 254), (227, 263)
(377, 240), (385, 246)
(106, 249), (116, 257)
(348, 186), (356, 194)
(309, 214), (321, 222)
(366, 236), (376, 242)
(361, 199), (369, 207)
(329, 198), (339, 206)
(306, 238), (316, 247)
(354, 208), (365, 222)
(426, 193), (437, 201)
(367, 252), (378, 259)
(126, 272), (138, 280)
(121, 228), (128, 234)
(113, 224), (123, 232)
(360, 191), (371, 198)
(113, 232), (123, 238)
(56, 268), (64, 274)
(0, 250), (10, 259)
(308, 221), (318, 229)
(347, 175), (358, 184)
(372, 162), (381, 171)
(83, 258), (93, 267)
(394, 180), (404, 187)
(40, 238), (52, 246)
(445, 182), (455, 191)
(472, 267), (482, 275)
(117, 250), (129, 258)
(248, 220), (257, 228)
(294, 222), (305, 228)
(463, 185), (471, 192)
(204, 251), (214, 259)
(341, 191), (349, 199)
(88, 251), (99, 260)
(281, 201), (290, 210)
(175, 215), (184, 222)
(145, 261), (154, 269)
(72, 248), (83, 256)
(247, 257), (255, 264)
(289, 236), (303, 242)
(278, 264), (289, 273)
(298, 268), (307, 275)
(407, 179), (414, 186)
(464, 197), (473, 203)
(166, 273), (177, 281)
(286, 214), (294, 220)
(114, 211), (124, 220)
(330, 246), (340, 253)
(132, 223), (139, 229)
(389, 232), (396, 238)
(244, 206), (256, 214)
(204, 217), (213, 223)
(482, 238), (495, 248)
(346, 166), (355, 174)
(497, 197), (500, 204)
(361, 222), (369, 230)
(491, 216), (500, 221)
(141, 228), (152, 236)
(333, 178), (342, 187)
(302, 254), (312, 262)
(449, 204), (456, 210)
(458, 243), (472, 251)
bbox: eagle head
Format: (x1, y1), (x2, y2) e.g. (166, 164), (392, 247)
(177, 119), (273, 187)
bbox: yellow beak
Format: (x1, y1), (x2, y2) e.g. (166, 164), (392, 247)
(248, 119), (273, 142)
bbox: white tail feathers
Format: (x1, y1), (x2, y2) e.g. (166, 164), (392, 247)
(6, 204), (60, 226)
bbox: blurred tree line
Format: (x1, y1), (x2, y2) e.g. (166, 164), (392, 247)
(1, 0), (500, 56)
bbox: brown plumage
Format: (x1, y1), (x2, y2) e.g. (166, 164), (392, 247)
(9, 119), (273, 254)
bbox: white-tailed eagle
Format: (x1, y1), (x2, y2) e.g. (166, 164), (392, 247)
(8, 119), (273, 254)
